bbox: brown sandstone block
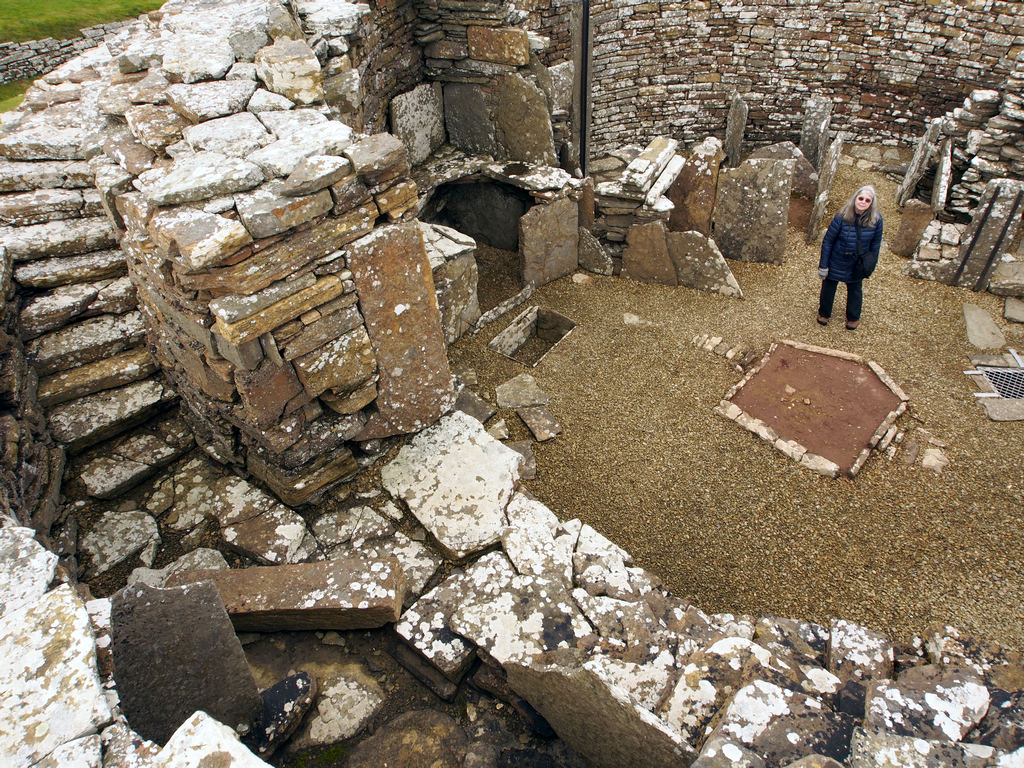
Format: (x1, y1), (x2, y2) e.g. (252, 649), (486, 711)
(246, 445), (359, 506)
(467, 26), (530, 67)
(213, 276), (343, 345)
(166, 557), (406, 631)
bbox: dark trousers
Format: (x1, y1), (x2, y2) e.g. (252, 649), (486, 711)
(818, 279), (863, 322)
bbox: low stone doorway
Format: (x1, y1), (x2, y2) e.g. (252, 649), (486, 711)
(421, 180), (531, 313)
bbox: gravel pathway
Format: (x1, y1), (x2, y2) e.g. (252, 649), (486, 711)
(448, 162), (1024, 651)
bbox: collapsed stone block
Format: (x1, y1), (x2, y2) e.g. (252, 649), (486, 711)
(166, 557), (406, 631)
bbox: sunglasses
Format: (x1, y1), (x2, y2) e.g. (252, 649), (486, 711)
(856, 196), (873, 202)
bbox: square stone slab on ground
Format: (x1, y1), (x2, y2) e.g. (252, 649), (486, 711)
(719, 340), (906, 478)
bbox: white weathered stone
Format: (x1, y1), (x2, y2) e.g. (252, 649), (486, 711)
(0, 526), (58, 620)
(128, 548), (230, 588)
(0, 584), (112, 767)
(183, 113), (270, 157)
(292, 667), (383, 748)
(293, 0), (370, 36)
(245, 121), (353, 177)
(389, 82), (445, 167)
(395, 552), (516, 681)
(828, 619), (894, 682)
(254, 39), (324, 105)
(79, 510), (159, 577)
(156, 711), (271, 767)
(247, 89), (295, 113)
(501, 494), (576, 587)
(166, 80), (259, 122)
(136, 152), (264, 205)
(161, 33), (236, 84)
(382, 411), (522, 558)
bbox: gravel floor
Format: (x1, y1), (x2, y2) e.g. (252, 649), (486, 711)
(447, 161), (1024, 651)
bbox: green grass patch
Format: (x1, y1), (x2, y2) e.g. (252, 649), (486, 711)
(0, 79), (32, 112)
(0, 0), (164, 44)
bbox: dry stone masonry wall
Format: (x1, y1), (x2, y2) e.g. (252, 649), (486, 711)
(0, 21), (139, 86)
(584, 0), (1022, 155)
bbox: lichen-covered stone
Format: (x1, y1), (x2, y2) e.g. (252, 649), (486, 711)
(713, 158), (793, 264)
(0, 584), (112, 767)
(136, 152), (264, 205)
(390, 82), (445, 167)
(0, 526), (57, 621)
(255, 38), (324, 105)
(382, 411), (521, 558)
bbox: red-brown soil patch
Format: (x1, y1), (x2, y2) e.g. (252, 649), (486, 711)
(730, 343), (901, 473)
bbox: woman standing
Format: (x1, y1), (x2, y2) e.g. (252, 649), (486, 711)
(817, 185), (883, 330)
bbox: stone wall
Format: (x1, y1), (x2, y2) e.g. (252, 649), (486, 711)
(583, 0), (1023, 155)
(0, 21), (137, 86)
(352, 0), (424, 134)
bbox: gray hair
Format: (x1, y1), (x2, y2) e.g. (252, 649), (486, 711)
(839, 185), (881, 225)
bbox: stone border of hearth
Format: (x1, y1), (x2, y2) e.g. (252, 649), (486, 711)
(714, 339), (909, 479)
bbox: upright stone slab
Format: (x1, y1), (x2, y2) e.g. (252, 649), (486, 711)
(621, 221), (675, 285)
(491, 74), (557, 166)
(111, 581), (261, 745)
(806, 132), (845, 244)
(347, 223), (455, 439)
(0, 584), (111, 767)
(666, 230), (742, 297)
(932, 137), (953, 214)
(891, 200), (934, 257)
(895, 118), (941, 207)
(800, 95), (833, 171)
(668, 136), (723, 235)
(725, 92), (748, 168)
(714, 158), (793, 264)
(578, 227), (614, 275)
(390, 83), (445, 167)
(749, 141), (818, 199)
(381, 411), (522, 559)
(443, 84), (497, 156)
(505, 655), (696, 768)
(954, 179), (1024, 291)
(520, 197), (578, 286)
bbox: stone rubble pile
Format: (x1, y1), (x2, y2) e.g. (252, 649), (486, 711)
(10, 412), (1020, 767)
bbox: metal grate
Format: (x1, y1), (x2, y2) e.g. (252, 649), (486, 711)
(980, 366), (1024, 399)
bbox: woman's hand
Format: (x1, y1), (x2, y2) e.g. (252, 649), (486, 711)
(818, 267), (829, 279)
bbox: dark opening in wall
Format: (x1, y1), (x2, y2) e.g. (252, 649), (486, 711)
(421, 180), (535, 312)
(422, 180), (533, 251)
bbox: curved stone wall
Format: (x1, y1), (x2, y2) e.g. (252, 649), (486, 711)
(581, 0), (1022, 154)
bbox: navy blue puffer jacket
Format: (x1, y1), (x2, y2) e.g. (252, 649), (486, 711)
(819, 212), (883, 282)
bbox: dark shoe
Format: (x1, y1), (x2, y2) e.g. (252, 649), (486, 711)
(845, 320), (859, 330)
(817, 314), (829, 326)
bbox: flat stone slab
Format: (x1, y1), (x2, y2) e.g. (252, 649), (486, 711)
(517, 405), (562, 441)
(13, 249), (127, 290)
(329, 530), (442, 602)
(135, 152), (264, 205)
(129, 548), (230, 589)
(166, 80), (259, 122)
(79, 509), (160, 578)
(451, 572), (592, 666)
(1, 217), (118, 263)
(26, 312), (146, 377)
(495, 373), (550, 408)
(381, 410), (522, 558)
(111, 581), (261, 745)
(455, 388), (497, 424)
(1006, 297), (1024, 324)
(0, 525), (57, 620)
(166, 557), (405, 631)
(47, 378), (177, 454)
(0, 584), (111, 767)
(964, 303), (1006, 349)
(79, 417), (194, 499)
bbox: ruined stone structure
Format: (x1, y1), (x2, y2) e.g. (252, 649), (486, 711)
(2, 0), (1024, 765)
